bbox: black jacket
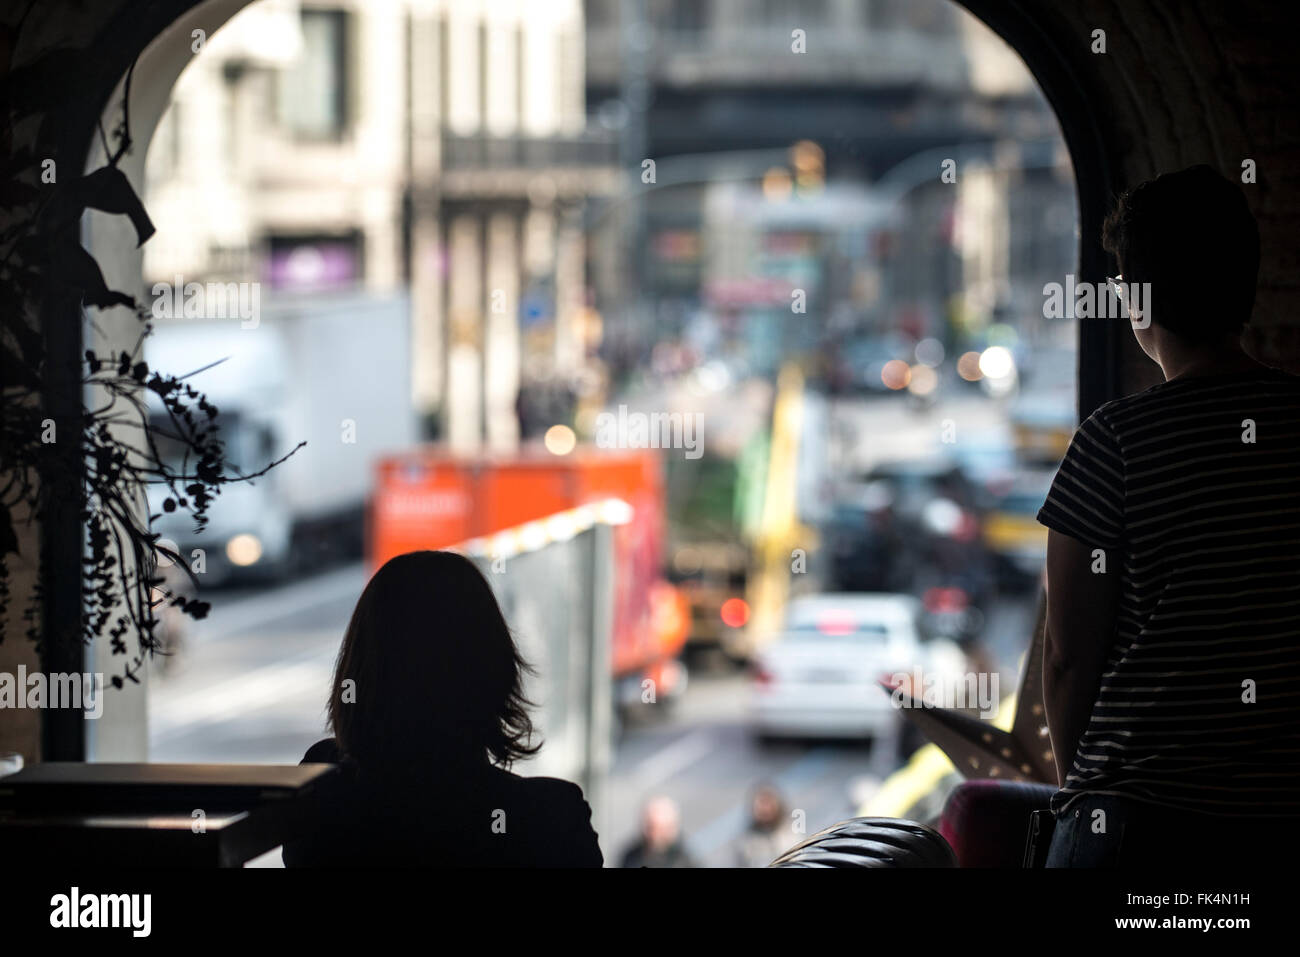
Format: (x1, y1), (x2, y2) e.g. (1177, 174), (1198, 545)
(283, 738), (603, 867)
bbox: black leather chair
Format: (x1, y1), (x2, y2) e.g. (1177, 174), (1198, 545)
(769, 817), (957, 868)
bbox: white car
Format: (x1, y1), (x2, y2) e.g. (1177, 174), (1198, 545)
(750, 593), (963, 741)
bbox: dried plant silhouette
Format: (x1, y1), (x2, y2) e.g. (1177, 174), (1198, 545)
(1, 29), (300, 686)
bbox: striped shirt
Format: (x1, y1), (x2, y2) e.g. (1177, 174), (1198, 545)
(1037, 367), (1300, 817)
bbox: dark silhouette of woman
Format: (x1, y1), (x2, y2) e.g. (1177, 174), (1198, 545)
(283, 550), (603, 867)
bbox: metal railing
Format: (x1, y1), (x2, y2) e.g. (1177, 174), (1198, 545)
(458, 501), (626, 819)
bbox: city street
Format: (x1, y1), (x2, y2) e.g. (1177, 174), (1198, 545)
(149, 389), (1039, 866)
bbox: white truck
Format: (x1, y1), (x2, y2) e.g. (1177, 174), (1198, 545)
(144, 288), (417, 585)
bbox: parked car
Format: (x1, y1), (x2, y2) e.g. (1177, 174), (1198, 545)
(750, 593), (964, 742)
(822, 500), (913, 593)
(917, 585), (987, 647)
(860, 458), (982, 524)
(848, 458), (995, 607)
(945, 431), (1018, 508)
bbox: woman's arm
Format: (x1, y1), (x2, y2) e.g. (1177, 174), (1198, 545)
(1042, 529), (1121, 786)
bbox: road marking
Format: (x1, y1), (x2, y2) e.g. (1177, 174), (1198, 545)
(150, 647), (335, 741)
(190, 562), (366, 642)
(687, 745), (837, 860)
(630, 729), (717, 790)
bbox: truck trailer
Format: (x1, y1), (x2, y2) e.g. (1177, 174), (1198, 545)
(144, 288), (417, 584)
(368, 446), (691, 710)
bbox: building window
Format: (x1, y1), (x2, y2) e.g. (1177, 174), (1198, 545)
(583, 0), (615, 29)
(439, 15), (450, 126)
(478, 21), (489, 132)
(277, 9), (348, 139)
(866, 0), (907, 29)
(265, 233), (363, 290)
(760, 0), (827, 25)
(516, 25), (526, 129)
(664, 0), (711, 33)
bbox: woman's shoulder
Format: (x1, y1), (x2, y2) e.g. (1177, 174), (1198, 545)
(301, 737), (343, 764)
(486, 769), (603, 866)
(487, 766), (590, 806)
(294, 741), (590, 812)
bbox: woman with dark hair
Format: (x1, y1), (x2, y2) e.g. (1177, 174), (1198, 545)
(283, 550), (603, 867)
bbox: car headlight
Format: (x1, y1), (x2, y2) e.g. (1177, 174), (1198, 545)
(226, 534), (263, 567)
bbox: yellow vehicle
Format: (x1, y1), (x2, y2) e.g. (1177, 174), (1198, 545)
(1011, 420), (1072, 462)
(1009, 349), (1076, 464)
(982, 469), (1054, 590)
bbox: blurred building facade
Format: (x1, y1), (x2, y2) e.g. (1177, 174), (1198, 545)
(139, 0), (1077, 445)
(582, 0), (1077, 375)
(142, 0), (618, 452)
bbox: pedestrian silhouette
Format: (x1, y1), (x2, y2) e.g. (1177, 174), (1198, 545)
(733, 783), (793, 867)
(283, 550), (603, 867)
(620, 796), (698, 867)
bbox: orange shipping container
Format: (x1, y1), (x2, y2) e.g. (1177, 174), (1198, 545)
(368, 447), (686, 681)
